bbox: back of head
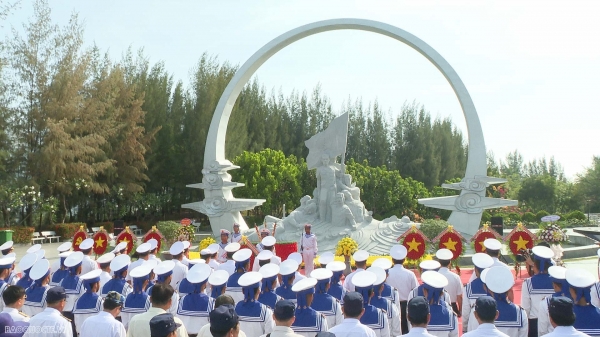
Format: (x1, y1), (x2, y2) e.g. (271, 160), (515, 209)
(150, 313), (181, 337)
(549, 296), (576, 326)
(2, 286), (25, 306)
(407, 296), (429, 326)
(151, 282), (175, 307)
(274, 299), (296, 323)
(475, 296), (497, 323)
(210, 304), (239, 337)
(342, 292), (364, 318)
(215, 294), (235, 308)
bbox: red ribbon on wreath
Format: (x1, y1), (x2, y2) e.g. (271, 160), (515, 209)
(92, 228), (109, 255)
(505, 223), (536, 255)
(116, 227), (135, 255)
(143, 226), (165, 252)
(397, 225), (429, 260)
(72, 226), (88, 252)
(433, 226), (464, 260)
(471, 224), (503, 253)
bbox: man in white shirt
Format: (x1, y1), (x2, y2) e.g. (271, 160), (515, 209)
(196, 294), (248, 337)
(169, 242), (189, 289)
(300, 224), (317, 275)
(435, 249), (463, 317)
(79, 239), (99, 275)
(387, 245), (418, 334)
(147, 239), (162, 264)
(79, 291), (126, 337)
(544, 296), (590, 337)
(1, 285), (29, 322)
(328, 292), (377, 337)
(462, 296), (509, 337)
(404, 296), (436, 337)
(260, 299), (304, 337)
(24, 286), (73, 337)
(343, 250), (369, 292)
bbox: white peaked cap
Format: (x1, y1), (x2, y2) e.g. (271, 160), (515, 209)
(136, 243), (151, 254)
(59, 251), (73, 258)
(129, 265), (152, 279)
(27, 244), (41, 254)
(169, 242), (184, 255)
(390, 245), (408, 260)
(224, 243), (240, 253)
(548, 266), (567, 280)
(238, 271), (263, 287)
(5, 253), (15, 259)
(57, 242), (72, 252)
(259, 263), (280, 279)
(186, 263), (211, 284)
(181, 241), (191, 249)
(189, 262), (209, 273)
(483, 239), (502, 250)
(326, 261), (346, 272)
(472, 253), (494, 269)
(154, 260), (175, 276)
(480, 268), (491, 283)
(209, 270), (229, 286)
(566, 268), (595, 288)
(318, 252), (335, 265)
(257, 250), (273, 261)
(79, 238), (94, 250)
(0, 256), (15, 266)
(80, 269), (102, 281)
(97, 252), (115, 264)
(232, 248), (252, 262)
(419, 260), (441, 270)
(200, 249), (212, 255)
(64, 251), (84, 268)
(310, 268), (333, 280)
(371, 258), (392, 270)
(366, 266), (387, 285)
(112, 242), (128, 253)
(0, 241), (13, 251)
(352, 271), (377, 288)
(436, 249), (454, 260)
(287, 252), (303, 264)
(19, 253), (38, 271)
(143, 259), (158, 270)
(208, 243), (220, 254)
(484, 266), (514, 294)
(421, 270), (449, 289)
(188, 259), (205, 265)
(353, 250), (369, 262)
(35, 249), (45, 260)
(280, 259), (299, 275)
(147, 239), (158, 250)
(110, 254), (130, 271)
(261, 236), (276, 246)
(29, 259), (50, 281)
(532, 246), (554, 259)
(292, 277), (318, 292)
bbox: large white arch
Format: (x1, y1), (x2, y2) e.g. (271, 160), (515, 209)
(186, 18), (515, 237)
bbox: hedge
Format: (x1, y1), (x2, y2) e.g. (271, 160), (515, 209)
(54, 223), (85, 240)
(157, 221), (180, 244)
(0, 227), (35, 244)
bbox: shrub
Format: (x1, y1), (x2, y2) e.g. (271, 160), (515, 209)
(54, 223), (85, 240)
(567, 210), (586, 221)
(0, 226), (35, 244)
(481, 211), (491, 223)
(535, 210), (549, 221)
(521, 212), (537, 223)
(420, 219), (450, 241)
(508, 212), (521, 221)
(96, 222), (114, 233)
(157, 221), (180, 244)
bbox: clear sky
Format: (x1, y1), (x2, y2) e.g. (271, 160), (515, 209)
(4, 0), (599, 180)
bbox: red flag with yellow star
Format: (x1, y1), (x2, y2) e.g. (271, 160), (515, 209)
(471, 224), (504, 253)
(505, 222), (537, 255)
(92, 228), (109, 255)
(433, 226), (464, 260)
(397, 225), (429, 260)
(72, 226), (88, 252)
(116, 227), (135, 255)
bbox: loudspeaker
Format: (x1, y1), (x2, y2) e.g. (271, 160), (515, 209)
(490, 217), (503, 235)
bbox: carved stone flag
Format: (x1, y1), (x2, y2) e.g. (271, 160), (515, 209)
(305, 112), (349, 170)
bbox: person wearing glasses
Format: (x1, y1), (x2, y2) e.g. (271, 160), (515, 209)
(79, 290), (127, 337)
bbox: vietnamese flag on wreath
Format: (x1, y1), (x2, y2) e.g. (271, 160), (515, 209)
(397, 225), (429, 260)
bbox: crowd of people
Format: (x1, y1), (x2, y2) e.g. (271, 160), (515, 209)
(0, 223), (598, 337)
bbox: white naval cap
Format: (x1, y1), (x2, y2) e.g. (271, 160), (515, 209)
(352, 271), (377, 288)
(232, 248), (252, 262)
(143, 259), (159, 270)
(110, 254), (130, 272)
(436, 248), (454, 260)
(80, 269), (102, 283)
(421, 270), (449, 289)
(256, 250), (273, 261)
(0, 256), (15, 268)
(353, 250), (369, 262)
(310, 268), (333, 281)
(112, 241), (128, 253)
(259, 263), (280, 279)
(371, 258), (392, 270)
(188, 259), (206, 266)
(238, 271), (262, 287)
(548, 266), (567, 280)
(169, 241), (185, 255)
(325, 261), (346, 273)
(186, 263), (211, 284)
(64, 251), (84, 268)
(261, 236), (276, 247)
(154, 260), (175, 276)
(566, 268), (595, 288)
(181, 241), (191, 250)
(292, 277), (317, 292)
(483, 238), (502, 250)
(79, 238), (94, 250)
(419, 260), (441, 271)
(200, 248), (212, 256)
(224, 242), (241, 253)
(484, 266), (514, 294)
(4, 253), (15, 259)
(472, 253), (494, 269)
(27, 244), (41, 254)
(147, 239), (158, 250)
(34, 249), (45, 260)
(390, 245), (408, 260)
(318, 252), (335, 265)
(136, 242), (152, 254)
(208, 243), (220, 254)
(532, 246), (554, 260)
(97, 252), (115, 265)
(57, 242), (72, 252)
(19, 253), (38, 271)
(480, 268), (491, 283)
(29, 259), (50, 281)
(59, 251), (73, 259)
(209, 270), (229, 286)
(366, 266), (387, 285)
(129, 264), (152, 279)
(0, 241), (13, 251)
(287, 252), (303, 264)
(279, 259), (299, 276)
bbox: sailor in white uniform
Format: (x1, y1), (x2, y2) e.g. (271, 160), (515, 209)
(146, 239), (160, 263)
(257, 263), (281, 310)
(252, 236), (281, 271)
(290, 277), (329, 336)
(112, 242), (128, 256)
(368, 266), (401, 337)
(79, 291), (126, 337)
(217, 229), (231, 263)
(79, 239), (99, 275)
(329, 291), (379, 337)
(0, 256), (16, 311)
(96, 252), (114, 292)
(310, 268), (343, 329)
(387, 245), (418, 335)
(372, 258), (401, 312)
(256, 228), (271, 253)
(168, 241), (189, 289)
(24, 286), (73, 337)
(16, 253), (38, 290)
(521, 246), (555, 337)
(1, 285), (29, 322)
(217, 242), (239, 276)
(73, 269), (104, 333)
(120, 264), (152, 329)
(435, 249), (463, 317)
(300, 224), (318, 275)
(344, 250), (369, 292)
(565, 268), (600, 336)
(326, 261), (347, 302)
(482, 266), (528, 337)
(411, 271), (458, 337)
(353, 270), (390, 337)
(23, 259), (51, 317)
(208, 270), (229, 299)
(276, 259), (299, 303)
(543, 296), (590, 337)
(462, 296), (511, 337)
(125, 242), (151, 282)
(404, 296), (437, 337)
(5, 253), (19, 286)
(200, 248), (216, 270)
(50, 251), (72, 287)
(0, 240), (14, 256)
(50, 242), (72, 273)
(407, 260), (452, 304)
(538, 266), (568, 336)
(177, 263), (214, 335)
(59, 251), (86, 323)
(229, 223), (243, 243)
(207, 243), (221, 270)
(469, 239), (511, 283)
(235, 271), (275, 336)
(181, 240), (192, 267)
(147, 261), (179, 315)
(101, 254), (131, 298)
(287, 253), (306, 285)
(226, 248), (253, 303)
(462, 253), (494, 333)
(177, 259), (205, 295)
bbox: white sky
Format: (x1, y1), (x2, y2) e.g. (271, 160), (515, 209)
(4, 0), (600, 180)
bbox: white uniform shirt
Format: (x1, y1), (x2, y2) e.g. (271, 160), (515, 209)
(208, 259), (220, 270)
(521, 277), (554, 319)
(149, 254), (161, 264)
(197, 322), (247, 337)
(216, 243), (228, 263)
(1, 307), (29, 322)
(170, 260), (189, 289)
(386, 265), (418, 300)
(252, 255), (282, 272)
(230, 233), (243, 243)
(343, 268), (365, 292)
(538, 296), (555, 336)
(217, 260), (235, 276)
(301, 234), (318, 254)
(81, 255), (99, 275)
(99, 271), (111, 292)
(591, 282), (600, 308)
(467, 305), (527, 337)
(404, 327), (436, 337)
(462, 323), (509, 337)
(328, 318), (377, 337)
(23, 307), (73, 337)
(437, 267), (462, 303)
(238, 305), (275, 337)
(543, 326), (592, 337)
(293, 271), (306, 285)
(79, 311), (126, 337)
(126, 307), (188, 337)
